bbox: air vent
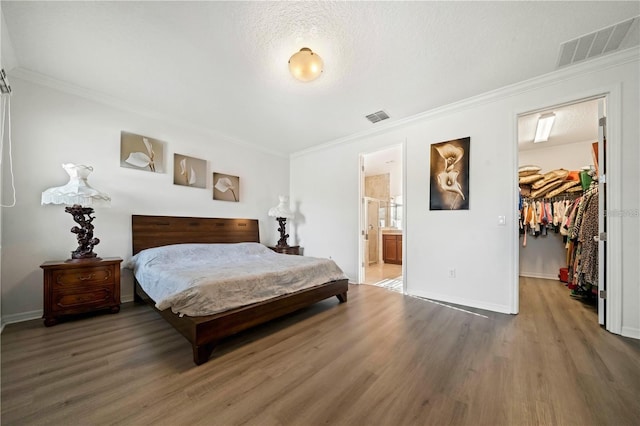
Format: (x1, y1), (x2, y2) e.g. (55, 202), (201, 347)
(365, 110), (390, 124)
(557, 17), (638, 68)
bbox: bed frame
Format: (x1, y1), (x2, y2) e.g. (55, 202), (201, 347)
(131, 215), (348, 365)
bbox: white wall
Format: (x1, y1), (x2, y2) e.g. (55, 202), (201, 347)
(0, 78), (289, 324)
(518, 140), (595, 279)
(519, 140), (595, 172)
(291, 51), (639, 338)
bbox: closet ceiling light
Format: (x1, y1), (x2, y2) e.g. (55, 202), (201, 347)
(534, 112), (556, 143)
(288, 47), (323, 82)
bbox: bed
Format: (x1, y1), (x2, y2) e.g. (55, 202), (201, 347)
(130, 215), (349, 365)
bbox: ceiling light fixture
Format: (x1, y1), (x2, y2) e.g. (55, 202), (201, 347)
(288, 47), (323, 82)
(534, 112), (556, 143)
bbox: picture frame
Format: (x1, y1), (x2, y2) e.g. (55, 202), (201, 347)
(173, 153), (206, 188)
(120, 131), (165, 173)
(429, 137), (470, 210)
(213, 172), (240, 202)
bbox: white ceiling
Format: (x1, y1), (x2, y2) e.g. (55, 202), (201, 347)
(518, 98), (600, 152)
(1, 1), (639, 156)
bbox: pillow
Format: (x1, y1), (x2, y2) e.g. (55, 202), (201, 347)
(532, 175), (559, 190)
(546, 181), (580, 198)
(519, 174), (543, 184)
(531, 169), (569, 189)
(566, 170), (580, 181)
(518, 165), (541, 177)
(530, 180), (563, 198)
(549, 169), (569, 180)
(126, 242), (270, 270)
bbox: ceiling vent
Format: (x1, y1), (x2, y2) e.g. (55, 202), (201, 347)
(365, 110), (390, 124)
(557, 16), (638, 68)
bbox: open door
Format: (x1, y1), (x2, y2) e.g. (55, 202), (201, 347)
(597, 99), (607, 326)
(366, 198), (380, 266)
(358, 145), (404, 287)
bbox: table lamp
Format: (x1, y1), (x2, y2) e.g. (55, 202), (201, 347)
(41, 163), (111, 261)
(267, 195), (294, 248)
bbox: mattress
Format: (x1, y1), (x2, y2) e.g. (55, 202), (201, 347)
(127, 242), (348, 317)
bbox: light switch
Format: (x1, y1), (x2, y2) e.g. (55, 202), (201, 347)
(498, 215), (506, 226)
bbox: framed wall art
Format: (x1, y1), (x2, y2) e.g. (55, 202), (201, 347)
(213, 172), (240, 202)
(430, 137), (470, 210)
(120, 131), (165, 173)
(173, 153), (206, 188)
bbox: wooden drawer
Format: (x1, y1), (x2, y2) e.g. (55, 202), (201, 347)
(41, 257), (123, 326)
(52, 266), (114, 287)
(51, 285), (115, 314)
(269, 245), (300, 255)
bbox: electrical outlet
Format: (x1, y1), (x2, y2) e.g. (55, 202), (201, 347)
(448, 268), (456, 278)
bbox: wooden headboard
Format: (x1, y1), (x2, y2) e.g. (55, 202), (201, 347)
(132, 215), (260, 255)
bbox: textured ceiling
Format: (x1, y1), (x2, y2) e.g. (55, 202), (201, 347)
(1, 1), (639, 156)
(518, 98), (600, 152)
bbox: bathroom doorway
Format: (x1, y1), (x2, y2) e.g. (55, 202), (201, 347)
(359, 145), (404, 292)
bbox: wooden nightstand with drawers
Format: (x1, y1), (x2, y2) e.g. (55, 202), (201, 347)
(269, 245), (300, 255)
(40, 257), (123, 326)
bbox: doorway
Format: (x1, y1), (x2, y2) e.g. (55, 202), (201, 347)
(359, 145), (404, 292)
(517, 96), (607, 326)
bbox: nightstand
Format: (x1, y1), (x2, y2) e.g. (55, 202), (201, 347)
(40, 257), (123, 326)
(269, 245), (300, 255)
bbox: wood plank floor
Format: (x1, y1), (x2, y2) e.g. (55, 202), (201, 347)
(2, 278), (640, 425)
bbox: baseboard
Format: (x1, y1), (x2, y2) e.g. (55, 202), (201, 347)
(621, 326), (640, 340)
(519, 272), (561, 281)
(1, 309), (43, 331)
(1, 297), (136, 331)
(407, 288), (512, 315)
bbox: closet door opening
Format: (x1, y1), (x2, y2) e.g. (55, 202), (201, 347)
(517, 96), (606, 327)
(359, 145), (404, 293)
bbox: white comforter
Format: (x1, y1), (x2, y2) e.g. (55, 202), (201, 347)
(128, 243), (348, 317)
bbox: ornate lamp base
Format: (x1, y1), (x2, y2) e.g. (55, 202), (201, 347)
(64, 204), (101, 260)
(275, 217), (290, 248)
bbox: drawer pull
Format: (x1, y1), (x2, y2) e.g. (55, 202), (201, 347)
(55, 269), (112, 285)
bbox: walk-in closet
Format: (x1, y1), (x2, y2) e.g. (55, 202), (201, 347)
(518, 97), (604, 323)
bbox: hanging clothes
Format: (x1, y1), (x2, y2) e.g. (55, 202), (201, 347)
(519, 195), (576, 243)
(578, 189), (599, 287)
(565, 184), (599, 297)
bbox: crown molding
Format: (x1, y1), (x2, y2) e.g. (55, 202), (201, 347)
(8, 68), (288, 159)
(8, 44), (638, 162)
(291, 46), (639, 159)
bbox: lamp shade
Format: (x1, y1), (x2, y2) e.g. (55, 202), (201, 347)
(41, 163), (111, 207)
(288, 48), (323, 82)
(268, 195), (294, 219)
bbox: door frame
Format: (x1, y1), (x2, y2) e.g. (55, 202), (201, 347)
(511, 85), (623, 335)
(358, 143), (406, 291)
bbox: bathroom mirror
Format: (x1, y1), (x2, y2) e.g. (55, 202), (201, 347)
(378, 201), (388, 227)
(390, 202), (403, 229)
